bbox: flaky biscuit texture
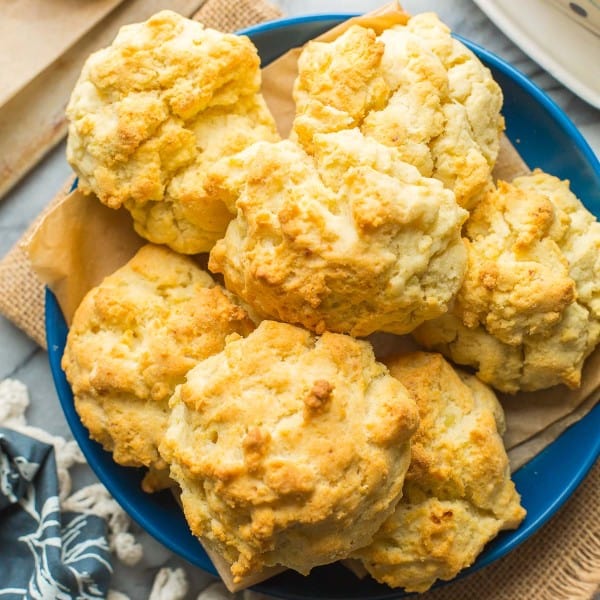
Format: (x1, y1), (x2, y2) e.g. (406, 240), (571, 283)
(66, 10), (278, 254)
(415, 171), (600, 392)
(160, 320), (419, 581)
(353, 352), (525, 592)
(457, 179), (576, 344)
(61, 244), (255, 480)
(208, 130), (468, 337)
(292, 13), (503, 208)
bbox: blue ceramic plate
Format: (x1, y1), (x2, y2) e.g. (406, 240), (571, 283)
(46, 15), (600, 600)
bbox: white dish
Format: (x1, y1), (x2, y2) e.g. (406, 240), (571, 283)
(473, 0), (600, 109)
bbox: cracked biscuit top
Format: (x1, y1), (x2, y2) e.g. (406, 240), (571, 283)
(66, 10), (278, 254)
(160, 320), (419, 581)
(208, 130), (468, 337)
(61, 244), (255, 485)
(292, 13), (504, 209)
(414, 171), (600, 393)
(353, 352), (525, 592)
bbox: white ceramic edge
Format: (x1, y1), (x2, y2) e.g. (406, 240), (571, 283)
(546, 0), (600, 36)
(472, 0), (600, 109)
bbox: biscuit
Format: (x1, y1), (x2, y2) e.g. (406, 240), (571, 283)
(292, 13), (503, 209)
(208, 130), (468, 337)
(160, 320), (419, 581)
(414, 172), (600, 392)
(66, 10), (279, 254)
(456, 179), (575, 344)
(352, 352), (525, 592)
(61, 244), (255, 488)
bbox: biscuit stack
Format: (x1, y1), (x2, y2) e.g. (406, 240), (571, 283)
(61, 9), (600, 593)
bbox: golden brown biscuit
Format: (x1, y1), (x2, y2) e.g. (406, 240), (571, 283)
(353, 352), (525, 592)
(208, 130), (468, 337)
(293, 25), (390, 149)
(66, 10), (279, 254)
(414, 172), (600, 392)
(292, 13), (503, 209)
(61, 244), (255, 487)
(403, 13), (504, 171)
(457, 179), (576, 345)
(160, 320), (419, 581)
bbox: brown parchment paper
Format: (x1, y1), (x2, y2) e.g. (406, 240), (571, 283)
(26, 0), (600, 590)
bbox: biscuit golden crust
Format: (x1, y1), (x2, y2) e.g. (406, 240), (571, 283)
(353, 352), (525, 592)
(208, 131), (468, 337)
(457, 180), (576, 345)
(293, 13), (503, 209)
(414, 172), (600, 393)
(160, 320), (419, 581)
(61, 244), (255, 476)
(404, 13), (504, 170)
(124, 95), (278, 254)
(66, 10), (278, 253)
(293, 25), (390, 145)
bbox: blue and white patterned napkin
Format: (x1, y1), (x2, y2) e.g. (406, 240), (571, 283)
(0, 427), (113, 599)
